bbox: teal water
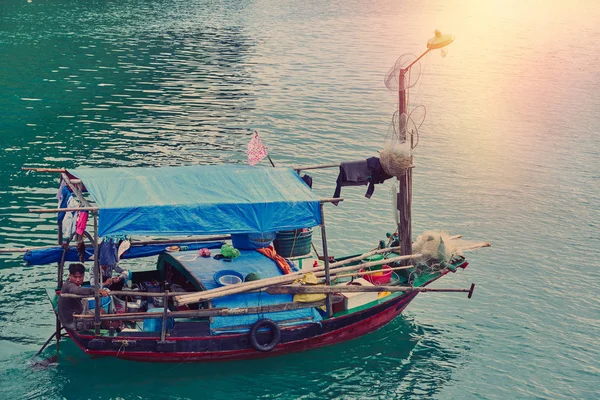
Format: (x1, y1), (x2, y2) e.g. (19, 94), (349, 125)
(1, 0), (599, 398)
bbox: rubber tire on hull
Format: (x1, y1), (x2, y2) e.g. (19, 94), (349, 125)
(249, 318), (281, 352)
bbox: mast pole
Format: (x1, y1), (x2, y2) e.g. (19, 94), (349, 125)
(396, 68), (412, 260)
(393, 31), (454, 259)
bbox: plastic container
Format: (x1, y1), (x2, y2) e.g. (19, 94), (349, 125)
(113, 296), (145, 313)
(273, 229), (313, 257)
(143, 308), (174, 332)
(87, 296), (112, 313)
(213, 270), (244, 286)
(359, 265), (393, 285)
(231, 232), (275, 249)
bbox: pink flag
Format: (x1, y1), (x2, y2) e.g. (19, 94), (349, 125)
(247, 132), (268, 166)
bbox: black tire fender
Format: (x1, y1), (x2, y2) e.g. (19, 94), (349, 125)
(249, 318), (281, 352)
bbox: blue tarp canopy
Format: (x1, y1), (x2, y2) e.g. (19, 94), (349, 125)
(69, 165), (322, 237)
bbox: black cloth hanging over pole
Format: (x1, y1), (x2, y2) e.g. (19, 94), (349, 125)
(332, 157), (392, 205)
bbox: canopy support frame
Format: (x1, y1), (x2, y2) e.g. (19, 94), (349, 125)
(319, 204), (333, 317)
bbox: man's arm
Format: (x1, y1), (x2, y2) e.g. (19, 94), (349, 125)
(62, 282), (95, 296)
(114, 264), (129, 281)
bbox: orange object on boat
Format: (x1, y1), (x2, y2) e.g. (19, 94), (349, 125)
(257, 245), (292, 274)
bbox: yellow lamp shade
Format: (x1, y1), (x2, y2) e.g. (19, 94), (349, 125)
(427, 30), (454, 50)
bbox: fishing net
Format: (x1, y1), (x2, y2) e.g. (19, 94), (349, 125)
(384, 53), (421, 91)
(412, 231), (456, 263)
(380, 112), (413, 176)
(412, 231), (483, 263)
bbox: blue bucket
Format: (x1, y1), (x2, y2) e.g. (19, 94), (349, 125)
(143, 308), (174, 332)
(87, 296), (112, 313)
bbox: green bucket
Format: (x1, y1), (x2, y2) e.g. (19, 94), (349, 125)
(273, 229), (313, 257)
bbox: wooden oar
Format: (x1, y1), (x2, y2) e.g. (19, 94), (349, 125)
(267, 283), (476, 298)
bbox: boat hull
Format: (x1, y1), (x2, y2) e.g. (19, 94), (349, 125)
(66, 292), (419, 362)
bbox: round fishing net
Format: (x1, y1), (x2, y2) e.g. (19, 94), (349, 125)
(384, 53), (422, 91)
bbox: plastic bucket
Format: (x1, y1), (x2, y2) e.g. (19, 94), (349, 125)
(273, 229), (313, 257)
(231, 232), (275, 250)
(87, 296), (112, 313)
(359, 265), (393, 285)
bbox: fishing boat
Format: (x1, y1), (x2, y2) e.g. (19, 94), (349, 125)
(4, 31), (490, 362)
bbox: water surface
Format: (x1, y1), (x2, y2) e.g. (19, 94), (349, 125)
(1, 0), (599, 398)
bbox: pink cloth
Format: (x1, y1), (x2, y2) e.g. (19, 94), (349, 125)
(75, 211), (88, 235)
(247, 132), (268, 166)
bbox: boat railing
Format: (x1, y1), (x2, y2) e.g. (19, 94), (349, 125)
(70, 294), (325, 342)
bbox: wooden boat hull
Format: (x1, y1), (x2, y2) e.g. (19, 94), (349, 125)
(65, 291), (419, 362)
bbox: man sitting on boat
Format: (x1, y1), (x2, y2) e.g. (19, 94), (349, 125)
(58, 263), (109, 330)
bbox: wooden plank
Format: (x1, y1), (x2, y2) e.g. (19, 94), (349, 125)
(29, 206), (98, 213)
(21, 167), (66, 172)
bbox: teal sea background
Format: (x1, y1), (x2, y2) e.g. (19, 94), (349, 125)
(1, 0), (599, 398)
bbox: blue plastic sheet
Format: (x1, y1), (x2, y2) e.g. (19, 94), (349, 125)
(23, 241), (224, 266)
(70, 165), (321, 237)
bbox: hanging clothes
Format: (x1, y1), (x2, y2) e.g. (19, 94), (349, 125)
(98, 240), (118, 267)
(332, 157), (392, 205)
(57, 185), (71, 224)
(61, 196), (80, 241)
(75, 211), (88, 235)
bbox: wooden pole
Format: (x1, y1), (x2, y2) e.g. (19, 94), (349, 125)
(159, 291), (169, 342)
(292, 163), (340, 172)
(21, 167), (67, 172)
(93, 213), (101, 336)
(173, 253), (420, 306)
(0, 234), (232, 253)
(172, 239), (487, 306)
(266, 283), (476, 296)
(319, 203), (333, 317)
(397, 67), (412, 263)
(61, 173), (93, 208)
(55, 218), (64, 357)
(330, 264), (415, 279)
(29, 206), (98, 213)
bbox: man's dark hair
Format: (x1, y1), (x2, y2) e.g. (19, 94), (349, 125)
(68, 263), (86, 275)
